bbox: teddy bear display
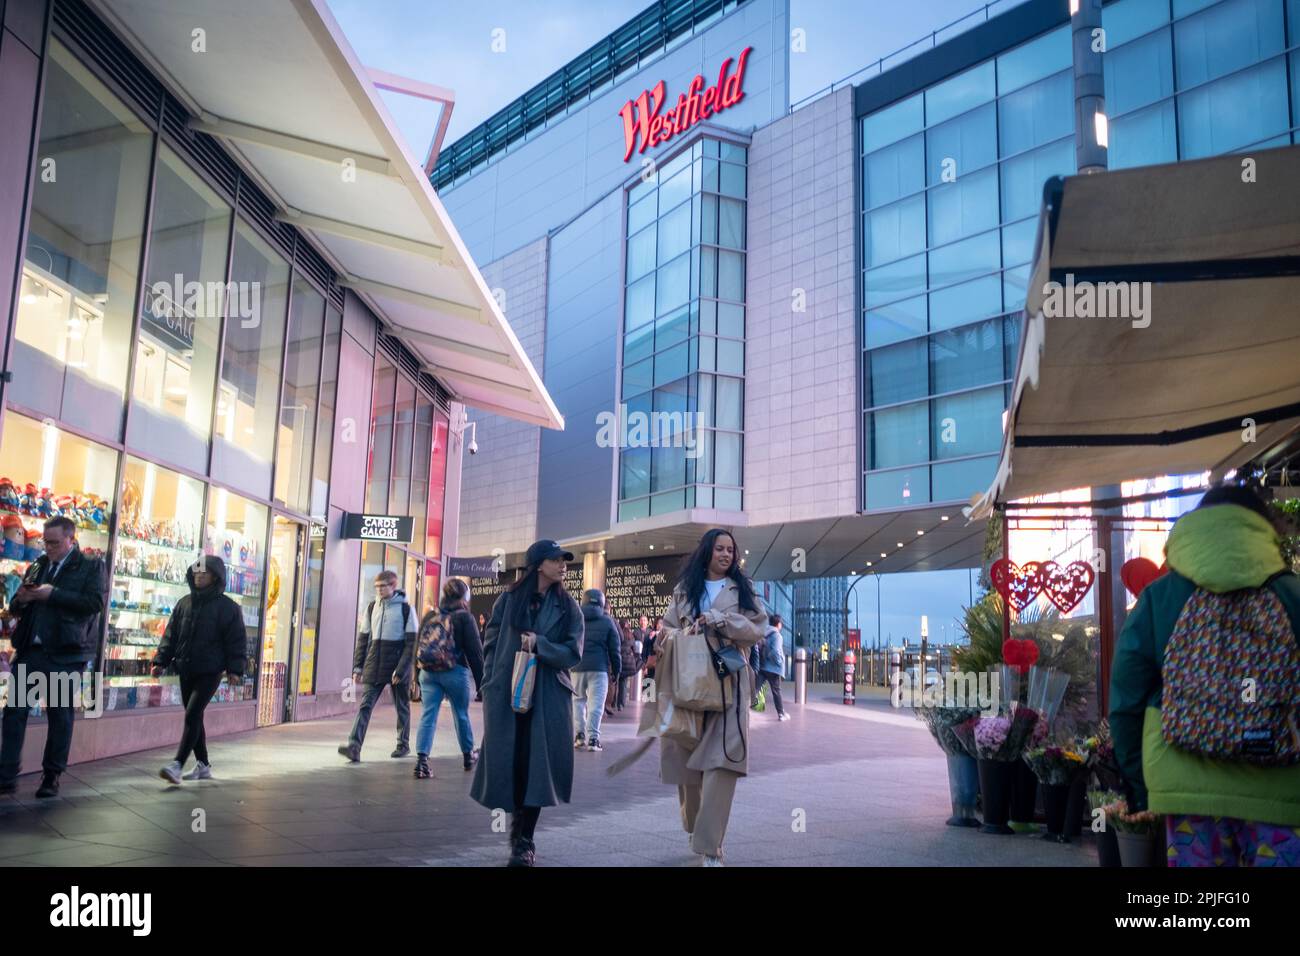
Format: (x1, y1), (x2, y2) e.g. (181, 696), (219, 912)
(2, 515), (25, 560)
(23, 529), (43, 561)
(0, 479), (18, 514)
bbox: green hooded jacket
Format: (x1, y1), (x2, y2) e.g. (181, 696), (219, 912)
(1108, 503), (1300, 826)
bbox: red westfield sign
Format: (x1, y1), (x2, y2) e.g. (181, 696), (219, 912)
(618, 46), (752, 162)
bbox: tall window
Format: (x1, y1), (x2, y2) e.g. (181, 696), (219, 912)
(211, 222), (289, 497)
(13, 41), (152, 442)
(365, 356), (396, 513)
(619, 137), (747, 521)
(310, 304), (343, 521)
(129, 146), (231, 472)
(275, 276), (325, 513)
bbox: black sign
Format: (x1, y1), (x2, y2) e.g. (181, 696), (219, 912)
(447, 555), (502, 577)
(466, 562), (584, 625)
(603, 555), (679, 626)
(342, 513), (414, 543)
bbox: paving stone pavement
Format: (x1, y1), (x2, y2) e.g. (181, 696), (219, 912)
(0, 686), (1099, 867)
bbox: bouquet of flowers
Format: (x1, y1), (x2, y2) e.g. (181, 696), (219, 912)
(1022, 743), (1088, 786)
(1027, 665), (1070, 729)
(1101, 797), (1162, 834)
(914, 706), (981, 757)
(1082, 720), (1124, 791)
(1088, 788), (1122, 816)
(951, 714), (981, 758)
(974, 707), (1040, 760)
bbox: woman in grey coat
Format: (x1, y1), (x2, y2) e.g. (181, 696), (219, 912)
(469, 539), (584, 867)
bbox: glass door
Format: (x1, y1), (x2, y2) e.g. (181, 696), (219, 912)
(259, 515), (304, 726)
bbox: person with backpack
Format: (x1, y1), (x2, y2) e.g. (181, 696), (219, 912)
(470, 540), (584, 867)
(754, 614), (789, 721)
(338, 570), (416, 762)
(1110, 485), (1300, 866)
(618, 619), (639, 710)
(572, 589), (621, 752)
(152, 555), (246, 783)
(413, 578), (485, 779)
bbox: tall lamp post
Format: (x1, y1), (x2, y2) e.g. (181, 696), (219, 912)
(843, 571), (882, 681)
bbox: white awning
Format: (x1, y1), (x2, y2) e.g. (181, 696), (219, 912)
(969, 145), (1300, 518)
(91, 0), (563, 430)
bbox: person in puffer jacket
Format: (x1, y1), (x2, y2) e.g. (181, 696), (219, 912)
(152, 555), (246, 784)
(571, 590), (621, 751)
(1109, 485), (1300, 866)
(339, 570), (416, 762)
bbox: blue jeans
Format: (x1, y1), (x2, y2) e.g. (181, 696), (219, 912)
(571, 670), (609, 742)
(416, 666), (474, 756)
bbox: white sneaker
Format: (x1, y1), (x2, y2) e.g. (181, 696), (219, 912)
(159, 761), (183, 785)
(702, 855), (725, 867)
(778, 712), (791, 721)
(183, 761), (212, 780)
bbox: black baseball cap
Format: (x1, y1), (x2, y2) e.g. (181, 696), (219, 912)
(526, 539), (574, 565)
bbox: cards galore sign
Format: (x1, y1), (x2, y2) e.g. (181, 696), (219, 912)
(618, 47), (752, 162)
(342, 513), (414, 543)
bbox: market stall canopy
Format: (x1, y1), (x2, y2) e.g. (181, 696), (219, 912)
(968, 145), (1300, 518)
(90, 0), (563, 431)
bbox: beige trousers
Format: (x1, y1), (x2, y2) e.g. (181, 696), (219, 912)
(678, 768), (739, 857)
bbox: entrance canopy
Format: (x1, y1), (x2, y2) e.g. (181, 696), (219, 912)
(970, 145), (1300, 517)
(91, 0), (563, 430)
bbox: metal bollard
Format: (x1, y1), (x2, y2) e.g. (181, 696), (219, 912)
(889, 649), (902, 705)
(842, 649), (856, 705)
(793, 647), (808, 704)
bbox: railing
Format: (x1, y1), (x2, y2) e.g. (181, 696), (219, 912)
(801, 647), (963, 688)
(788, 0), (1030, 114)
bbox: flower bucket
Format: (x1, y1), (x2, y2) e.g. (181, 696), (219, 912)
(1008, 759), (1039, 832)
(945, 753), (981, 827)
(976, 759), (1015, 834)
(1063, 772), (1086, 839)
(1116, 829), (1160, 867)
(1040, 782), (1072, 842)
(1097, 825), (1122, 867)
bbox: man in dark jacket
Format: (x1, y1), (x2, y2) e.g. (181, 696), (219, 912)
(571, 589), (621, 751)
(152, 555), (246, 784)
(339, 570), (416, 762)
(0, 516), (107, 798)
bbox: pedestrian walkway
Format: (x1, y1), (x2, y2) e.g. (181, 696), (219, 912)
(0, 695), (1098, 867)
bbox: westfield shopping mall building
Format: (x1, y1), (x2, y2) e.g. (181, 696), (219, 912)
(0, 0), (560, 766)
(438, 0), (1300, 617)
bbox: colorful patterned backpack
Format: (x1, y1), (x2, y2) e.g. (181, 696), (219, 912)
(1161, 575), (1300, 765)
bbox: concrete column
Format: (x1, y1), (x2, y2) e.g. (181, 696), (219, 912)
(583, 550), (606, 593)
(1072, 0), (1108, 174)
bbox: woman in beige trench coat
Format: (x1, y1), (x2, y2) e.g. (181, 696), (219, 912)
(653, 528), (767, 866)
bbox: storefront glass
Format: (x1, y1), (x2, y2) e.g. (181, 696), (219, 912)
(127, 145), (231, 473)
(275, 277), (325, 514)
(409, 397), (433, 557)
(0, 415), (117, 668)
(261, 516), (301, 724)
(357, 540), (385, 623)
(13, 41), (151, 441)
(106, 457), (205, 710)
(299, 526), (325, 694)
(211, 222), (289, 498)
(204, 485), (266, 703)
(389, 375), (415, 517)
(423, 559), (441, 616)
(366, 357), (396, 512)
(425, 408), (449, 557)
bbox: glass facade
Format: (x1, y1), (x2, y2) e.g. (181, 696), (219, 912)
(859, 0), (1300, 510)
(619, 137), (747, 521)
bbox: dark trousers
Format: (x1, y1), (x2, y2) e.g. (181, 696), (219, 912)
(511, 710), (540, 840)
(0, 646), (83, 782)
(348, 680), (410, 750)
(176, 672), (224, 765)
(755, 671), (785, 715)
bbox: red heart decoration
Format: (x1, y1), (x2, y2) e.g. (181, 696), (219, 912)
(1040, 560), (1095, 613)
(1121, 557), (1167, 598)
(1001, 638), (1040, 674)
(990, 559), (1045, 612)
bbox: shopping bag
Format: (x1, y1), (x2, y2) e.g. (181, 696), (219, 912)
(659, 697), (705, 745)
(672, 627), (724, 712)
(511, 650), (537, 713)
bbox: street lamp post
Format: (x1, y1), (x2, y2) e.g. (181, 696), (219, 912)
(844, 571), (882, 684)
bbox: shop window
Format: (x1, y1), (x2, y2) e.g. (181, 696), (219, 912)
(366, 358), (396, 513)
(204, 486), (267, 704)
(299, 525), (325, 695)
(310, 304), (343, 521)
(128, 146), (231, 473)
(211, 222), (289, 497)
(263, 516), (301, 723)
(404, 554), (422, 612)
(13, 42), (151, 441)
(0, 415), (117, 670)
(275, 277), (325, 513)
(106, 458), (206, 711)
(409, 396), (433, 553)
(423, 559), (441, 616)
(389, 375), (416, 518)
(357, 541), (385, 624)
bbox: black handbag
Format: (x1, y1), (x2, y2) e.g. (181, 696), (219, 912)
(706, 630), (748, 764)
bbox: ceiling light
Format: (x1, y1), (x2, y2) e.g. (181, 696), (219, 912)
(940, 515), (949, 521)
(896, 542), (904, 548)
(866, 562), (872, 567)
(917, 530), (924, 536)
(880, 552), (887, 558)
(648, 544), (654, 550)
(850, 571), (857, 575)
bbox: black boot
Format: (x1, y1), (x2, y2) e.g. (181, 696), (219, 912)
(463, 749), (479, 771)
(35, 772), (60, 799)
(507, 836), (536, 867)
(413, 754), (431, 779)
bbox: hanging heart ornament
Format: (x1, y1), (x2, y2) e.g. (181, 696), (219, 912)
(1039, 560), (1096, 613)
(1121, 557), (1167, 598)
(990, 559), (1045, 612)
